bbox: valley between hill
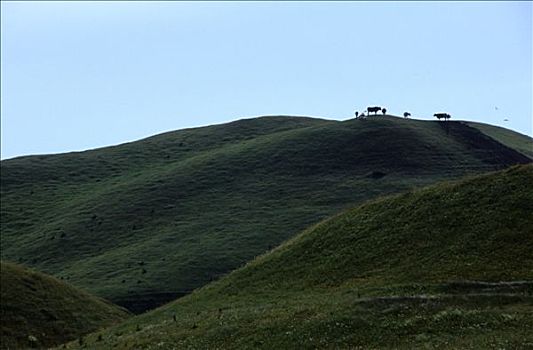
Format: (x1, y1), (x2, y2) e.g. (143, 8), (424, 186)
(63, 164), (533, 349)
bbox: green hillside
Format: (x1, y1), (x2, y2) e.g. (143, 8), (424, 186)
(0, 261), (130, 349)
(65, 164), (533, 349)
(1, 115), (531, 312)
(466, 121), (533, 159)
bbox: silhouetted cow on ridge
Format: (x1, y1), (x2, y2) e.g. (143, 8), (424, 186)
(434, 113), (451, 121)
(367, 106), (382, 115)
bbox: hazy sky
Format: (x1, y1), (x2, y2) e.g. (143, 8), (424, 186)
(1, 1), (532, 159)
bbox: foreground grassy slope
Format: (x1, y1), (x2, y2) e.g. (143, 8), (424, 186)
(0, 261), (130, 349)
(2, 116), (531, 312)
(67, 165), (533, 349)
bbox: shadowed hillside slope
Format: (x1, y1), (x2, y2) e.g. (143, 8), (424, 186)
(66, 165), (533, 349)
(465, 121), (533, 159)
(0, 261), (130, 349)
(1, 115), (531, 312)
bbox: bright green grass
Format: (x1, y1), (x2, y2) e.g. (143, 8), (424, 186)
(0, 261), (130, 349)
(1, 116), (531, 312)
(62, 164), (533, 349)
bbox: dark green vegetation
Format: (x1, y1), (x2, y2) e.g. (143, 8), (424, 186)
(0, 261), (130, 349)
(1, 115), (531, 312)
(63, 164), (533, 349)
(466, 121), (533, 159)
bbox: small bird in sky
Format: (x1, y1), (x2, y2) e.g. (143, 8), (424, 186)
(495, 106), (499, 110)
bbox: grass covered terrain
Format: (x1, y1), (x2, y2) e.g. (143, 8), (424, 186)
(63, 164), (533, 349)
(1, 115), (531, 312)
(466, 121), (533, 159)
(0, 261), (130, 349)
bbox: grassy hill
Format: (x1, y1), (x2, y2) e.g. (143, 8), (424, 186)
(1, 115), (531, 312)
(64, 164), (533, 349)
(466, 121), (533, 159)
(0, 261), (130, 349)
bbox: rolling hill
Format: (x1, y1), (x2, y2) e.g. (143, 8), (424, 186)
(0, 261), (130, 349)
(63, 164), (533, 349)
(1, 115), (531, 312)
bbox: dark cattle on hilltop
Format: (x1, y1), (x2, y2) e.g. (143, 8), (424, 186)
(434, 113), (451, 121)
(403, 112), (411, 118)
(367, 106), (382, 115)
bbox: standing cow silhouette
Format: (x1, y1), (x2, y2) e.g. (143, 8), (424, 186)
(367, 106), (382, 115)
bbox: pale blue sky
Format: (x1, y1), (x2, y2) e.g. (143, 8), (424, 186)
(1, 1), (532, 159)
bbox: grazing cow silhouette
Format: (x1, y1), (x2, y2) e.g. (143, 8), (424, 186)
(403, 112), (411, 118)
(367, 106), (382, 115)
(434, 113), (451, 121)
